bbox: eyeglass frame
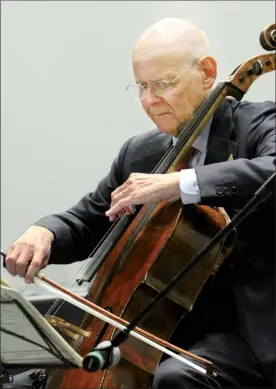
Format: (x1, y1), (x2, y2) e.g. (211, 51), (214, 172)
(126, 57), (201, 100)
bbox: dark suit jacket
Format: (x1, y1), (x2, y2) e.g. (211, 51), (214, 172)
(36, 98), (275, 384)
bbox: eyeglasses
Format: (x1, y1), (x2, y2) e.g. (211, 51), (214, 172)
(126, 58), (200, 100)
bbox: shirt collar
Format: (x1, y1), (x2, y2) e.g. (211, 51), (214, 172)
(172, 117), (213, 152)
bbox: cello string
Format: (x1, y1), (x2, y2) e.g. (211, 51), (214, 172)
(35, 275), (211, 375)
(85, 84), (227, 291)
(39, 271), (215, 368)
(154, 83), (226, 174)
(45, 217), (130, 316)
(45, 82), (226, 317)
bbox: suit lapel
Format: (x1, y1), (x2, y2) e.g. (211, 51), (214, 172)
(205, 98), (239, 165)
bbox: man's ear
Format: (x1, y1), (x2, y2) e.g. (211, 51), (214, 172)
(198, 56), (217, 89)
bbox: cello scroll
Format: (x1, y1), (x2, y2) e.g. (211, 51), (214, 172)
(259, 23), (276, 51)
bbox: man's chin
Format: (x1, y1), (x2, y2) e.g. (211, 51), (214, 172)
(155, 119), (181, 137)
(157, 125), (181, 137)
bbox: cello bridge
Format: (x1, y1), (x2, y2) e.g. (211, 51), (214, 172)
(45, 315), (91, 340)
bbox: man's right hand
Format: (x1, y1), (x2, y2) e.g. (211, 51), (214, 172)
(5, 226), (55, 284)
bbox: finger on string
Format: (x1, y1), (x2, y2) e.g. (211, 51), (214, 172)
(117, 206), (133, 218)
(109, 189), (131, 217)
(109, 210), (124, 222)
(125, 206), (133, 215)
(109, 215), (118, 222)
(109, 210), (123, 221)
(106, 196), (133, 217)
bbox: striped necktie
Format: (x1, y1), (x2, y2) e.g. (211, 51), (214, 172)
(175, 147), (196, 171)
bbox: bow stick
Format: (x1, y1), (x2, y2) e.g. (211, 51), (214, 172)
(33, 271), (215, 376)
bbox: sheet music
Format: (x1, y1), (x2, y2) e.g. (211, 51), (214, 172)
(0, 285), (83, 367)
(1, 300), (55, 363)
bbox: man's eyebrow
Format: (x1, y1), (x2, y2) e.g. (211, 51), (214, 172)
(157, 72), (178, 80)
(135, 73), (177, 84)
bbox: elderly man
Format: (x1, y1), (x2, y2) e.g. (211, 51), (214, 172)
(5, 18), (275, 388)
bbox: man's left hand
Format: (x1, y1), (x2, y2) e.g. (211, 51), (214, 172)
(105, 172), (180, 221)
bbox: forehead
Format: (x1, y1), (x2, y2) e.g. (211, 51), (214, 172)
(133, 46), (188, 81)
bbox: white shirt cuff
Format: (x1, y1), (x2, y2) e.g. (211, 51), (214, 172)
(179, 168), (201, 204)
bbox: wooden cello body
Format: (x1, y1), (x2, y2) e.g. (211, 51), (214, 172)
(44, 26), (275, 388)
(47, 200), (232, 389)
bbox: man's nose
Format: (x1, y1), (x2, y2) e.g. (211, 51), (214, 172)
(143, 87), (160, 104)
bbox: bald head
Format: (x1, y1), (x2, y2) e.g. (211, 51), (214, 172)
(130, 18), (216, 137)
(133, 18), (209, 62)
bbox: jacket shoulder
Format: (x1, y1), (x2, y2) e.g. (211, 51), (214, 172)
(129, 129), (171, 149)
(229, 99), (275, 118)
(123, 129), (172, 159)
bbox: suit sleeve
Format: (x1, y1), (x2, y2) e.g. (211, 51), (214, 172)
(34, 137), (133, 264)
(195, 102), (275, 208)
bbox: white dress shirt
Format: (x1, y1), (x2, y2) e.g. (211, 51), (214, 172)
(172, 118), (212, 204)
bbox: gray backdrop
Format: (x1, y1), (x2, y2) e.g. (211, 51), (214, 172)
(1, 1), (275, 296)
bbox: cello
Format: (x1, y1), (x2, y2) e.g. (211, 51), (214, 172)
(4, 23), (276, 389)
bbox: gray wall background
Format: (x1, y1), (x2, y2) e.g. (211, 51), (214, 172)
(1, 1), (275, 296)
